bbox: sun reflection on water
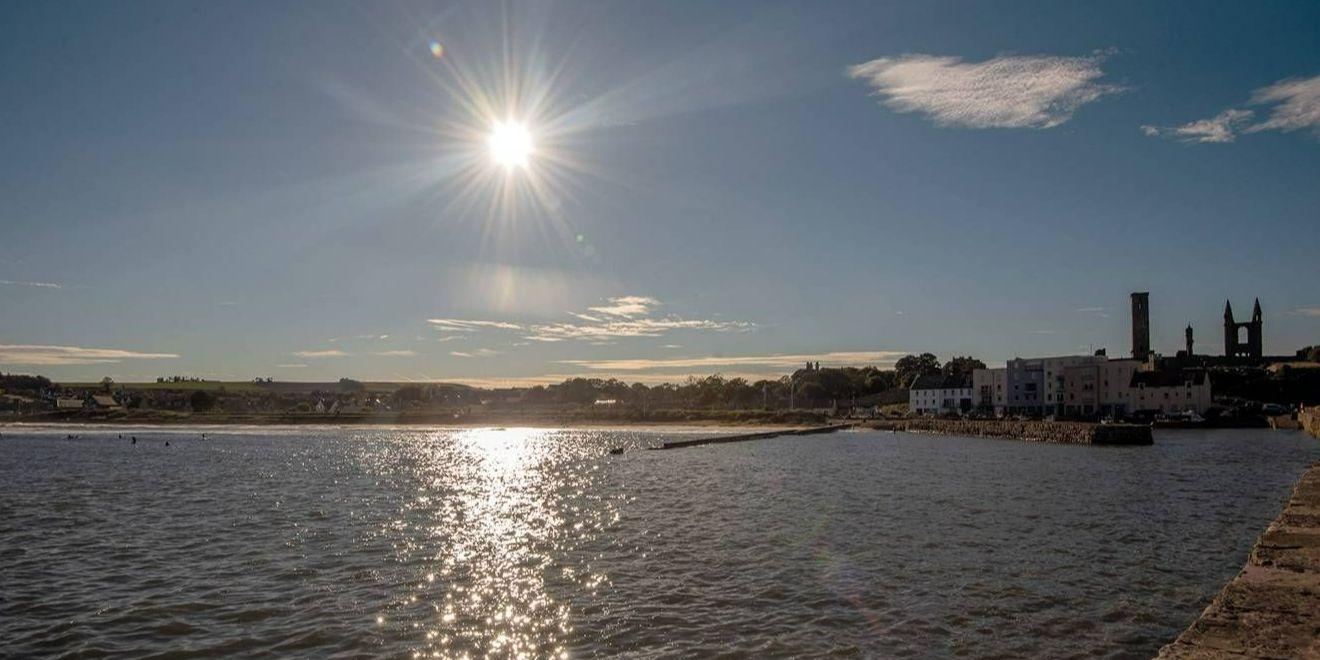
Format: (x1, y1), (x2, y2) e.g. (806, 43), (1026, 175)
(373, 427), (616, 659)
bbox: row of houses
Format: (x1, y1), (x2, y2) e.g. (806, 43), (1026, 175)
(909, 353), (1213, 418)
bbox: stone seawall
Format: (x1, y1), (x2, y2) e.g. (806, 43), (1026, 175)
(865, 419), (1152, 445)
(1157, 461), (1320, 658)
(1301, 406), (1320, 439)
(653, 424), (851, 450)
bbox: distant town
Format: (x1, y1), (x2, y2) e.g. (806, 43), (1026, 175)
(2, 291), (1318, 426)
(917, 293), (1317, 424)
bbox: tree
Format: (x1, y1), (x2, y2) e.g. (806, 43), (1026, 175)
(101, 376), (115, 392)
(895, 353), (941, 387)
(338, 378), (365, 392)
(0, 373), (53, 394)
(942, 356), (987, 381)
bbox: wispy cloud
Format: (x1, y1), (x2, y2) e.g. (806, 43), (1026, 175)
(328, 334), (389, 343)
(525, 318), (752, 342)
(1288, 307), (1320, 317)
(847, 51), (1122, 129)
(292, 349), (349, 358)
(587, 295), (660, 318)
(1142, 109), (1254, 143)
(428, 296), (755, 344)
(372, 349), (417, 357)
(559, 350), (906, 372)
(450, 348), (502, 358)
(0, 343), (178, 366)
(1076, 306), (1110, 319)
(0, 279), (62, 289)
(1144, 74), (1320, 144)
(428, 319), (524, 332)
(1247, 75), (1320, 135)
(276, 363), (307, 368)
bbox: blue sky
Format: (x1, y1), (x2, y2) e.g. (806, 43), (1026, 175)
(1, 0), (1318, 384)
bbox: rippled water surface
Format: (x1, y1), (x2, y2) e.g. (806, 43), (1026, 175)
(2, 426), (1317, 658)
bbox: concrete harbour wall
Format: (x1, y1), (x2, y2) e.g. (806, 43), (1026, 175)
(1301, 406), (1320, 439)
(1157, 461), (1320, 658)
(866, 419), (1152, 445)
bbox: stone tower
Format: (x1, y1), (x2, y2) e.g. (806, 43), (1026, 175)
(1131, 292), (1150, 360)
(1185, 324), (1194, 356)
(1223, 299), (1264, 359)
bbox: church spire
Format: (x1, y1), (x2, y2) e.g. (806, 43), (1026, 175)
(1224, 299), (1234, 322)
(1252, 297), (1262, 321)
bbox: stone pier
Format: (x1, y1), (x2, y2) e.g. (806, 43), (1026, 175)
(1301, 406), (1320, 440)
(652, 423), (852, 450)
(1157, 460), (1320, 658)
(865, 419), (1152, 445)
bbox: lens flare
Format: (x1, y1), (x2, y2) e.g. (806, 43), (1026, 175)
(428, 41), (443, 58)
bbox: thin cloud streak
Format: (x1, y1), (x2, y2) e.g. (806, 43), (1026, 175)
(848, 51), (1122, 129)
(0, 343), (178, 366)
(0, 279), (62, 289)
(428, 319), (524, 331)
(292, 349), (350, 358)
(1288, 307), (1320, 317)
(450, 348), (502, 358)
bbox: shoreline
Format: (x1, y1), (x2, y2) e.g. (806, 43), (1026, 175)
(0, 416), (831, 432)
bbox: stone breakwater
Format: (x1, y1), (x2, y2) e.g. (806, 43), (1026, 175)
(653, 423), (852, 450)
(1157, 461), (1320, 658)
(865, 419), (1152, 445)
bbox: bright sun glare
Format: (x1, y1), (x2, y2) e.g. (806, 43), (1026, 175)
(487, 120), (533, 169)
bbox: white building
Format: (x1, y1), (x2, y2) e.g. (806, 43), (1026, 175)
(1127, 369), (1213, 415)
(908, 374), (973, 415)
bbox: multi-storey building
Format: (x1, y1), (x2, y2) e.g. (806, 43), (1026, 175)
(975, 354), (1207, 418)
(972, 367), (1007, 414)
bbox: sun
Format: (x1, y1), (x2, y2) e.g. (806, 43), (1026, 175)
(487, 120), (533, 169)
